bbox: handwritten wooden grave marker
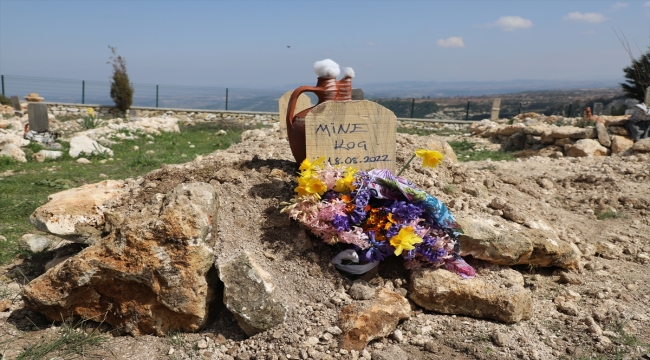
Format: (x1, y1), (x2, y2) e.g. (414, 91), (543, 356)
(279, 90), (311, 138)
(304, 100), (397, 172)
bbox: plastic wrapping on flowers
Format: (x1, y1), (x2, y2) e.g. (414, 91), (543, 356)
(281, 152), (476, 279)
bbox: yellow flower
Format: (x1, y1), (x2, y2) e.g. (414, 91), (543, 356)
(299, 156), (326, 177)
(87, 108), (95, 117)
(333, 167), (358, 192)
(390, 226), (423, 256)
(415, 149), (444, 168)
(295, 176), (327, 198)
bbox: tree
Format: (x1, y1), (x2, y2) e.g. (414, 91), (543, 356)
(620, 48), (650, 103)
(108, 46), (134, 112)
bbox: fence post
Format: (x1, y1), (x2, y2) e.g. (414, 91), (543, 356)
(518, 102), (521, 115)
(1, 75), (4, 96)
(156, 85), (159, 108)
(567, 104), (572, 118)
(82, 80), (85, 104)
(225, 88), (229, 110)
(410, 98), (415, 118)
(465, 101), (470, 120)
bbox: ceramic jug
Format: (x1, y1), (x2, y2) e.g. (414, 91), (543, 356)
(286, 74), (353, 164)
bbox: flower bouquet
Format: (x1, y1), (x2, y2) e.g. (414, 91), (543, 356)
(282, 150), (476, 279)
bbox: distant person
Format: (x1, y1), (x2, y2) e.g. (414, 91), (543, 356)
(625, 103), (650, 142)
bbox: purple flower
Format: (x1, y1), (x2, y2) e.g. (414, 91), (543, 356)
(361, 232), (393, 262)
(332, 214), (351, 232)
(388, 200), (424, 222)
(416, 235), (447, 264)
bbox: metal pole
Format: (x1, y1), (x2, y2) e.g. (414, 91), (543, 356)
(410, 98), (415, 118)
(465, 101), (470, 120)
(518, 102), (521, 115)
(1, 75), (4, 96)
(156, 85), (159, 108)
(82, 80), (85, 104)
(225, 88), (229, 110)
(567, 104), (572, 117)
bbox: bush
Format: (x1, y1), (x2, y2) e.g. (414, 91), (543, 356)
(108, 46), (134, 112)
(0, 94), (11, 106)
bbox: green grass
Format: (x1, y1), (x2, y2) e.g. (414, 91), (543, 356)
(17, 316), (110, 360)
(597, 209), (628, 220)
(448, 139), (516, 162)
(0, 121), (251, 265)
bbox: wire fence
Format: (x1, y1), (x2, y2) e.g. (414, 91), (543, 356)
(0, 75), (292, 112)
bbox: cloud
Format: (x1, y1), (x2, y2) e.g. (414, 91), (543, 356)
(436, 37), (465, 48)
(612, 2), (629, 10)
(645, 1), (650, 6)
(564, 12), (607, 23)
(488, 16), (533, 31)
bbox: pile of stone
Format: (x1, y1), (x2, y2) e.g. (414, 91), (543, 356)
(15, 125), (584, 357)
(468, 112), (650, 157)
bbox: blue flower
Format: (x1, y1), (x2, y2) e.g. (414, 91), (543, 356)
(332, 214), (351, 232)
(361, 232), (393, 262)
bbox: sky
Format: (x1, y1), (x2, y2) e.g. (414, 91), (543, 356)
(1, 0), (649, 89)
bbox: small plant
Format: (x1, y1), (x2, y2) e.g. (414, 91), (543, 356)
(0, 94), (11, 106)
(443, 184), (456, 194)
(575, 117), (596, 128)
(108, 46), (134, 112)
(17, 316), (110, 360)
(81, 108), (103, 129)
(597, 209), (627, 220)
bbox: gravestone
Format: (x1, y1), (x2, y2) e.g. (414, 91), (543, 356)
(279, 90), (311, 138)
(351, 88), (364, 100)
(27, 103), (49, 132)
(593, 102), (603, 116)
(490, 98), (501, 121)
(645, 86), (650, 105)
(304, 100), (397, 172)
(11, 96), (23, 115)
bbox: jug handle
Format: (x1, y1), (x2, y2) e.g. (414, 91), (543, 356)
(286, 86), (320, 127)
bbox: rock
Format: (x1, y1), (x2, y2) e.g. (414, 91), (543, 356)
(22, 182), (220, 336)
(339, 288), (411, 351)
(0, 133), (30, 148)
(496, 124), (525, 136)
(44, 255), (74, 271)
(409, 268), (532, 323)
(610, 135), (634, 154)
(370, 345), (408, 360)
(426, 136), (458, 163)
(522, 124), (551, 137)
(0, 144), (27, 163)
(594, 241), (621, 260)
(595, 122), (611, 147)
(69, 135), (114, 158)
(633, 138), (650, 152)
(457, 217), (581, 270)
(536, 178), (554, 190)
(29, 180), (128, 244)
(550, 126), (596, 139)
(18, 233), (71, 253)
(566, 139), (609, 157)
(491, 331), (510, 347)
(557, 272), (583, 285)
(219, 251), (287, 336)
(0, 299), (11, 312)
(556, 301), (579, 316)
(348, 281), (375, 300)
(390, 329), (404, 343)
(32, 150), (63, 162)
(76, 157), (91, 164)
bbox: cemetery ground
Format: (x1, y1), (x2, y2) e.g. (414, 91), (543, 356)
(0, 113), (649, 360)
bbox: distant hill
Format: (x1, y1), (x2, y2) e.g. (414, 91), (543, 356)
(353, 79), (621, 99)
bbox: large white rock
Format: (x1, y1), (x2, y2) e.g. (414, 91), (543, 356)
(29, 180), (127, 243)
(566, 139), (610, 157)
(610, 135), (634, 154)
(69, 135), (113, 158)
(0, 143), (27, 162)
(32, 150), (63, 163)
(0, 133), (30, 149)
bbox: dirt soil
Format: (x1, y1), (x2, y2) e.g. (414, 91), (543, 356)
(1, 125), (649, 360)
